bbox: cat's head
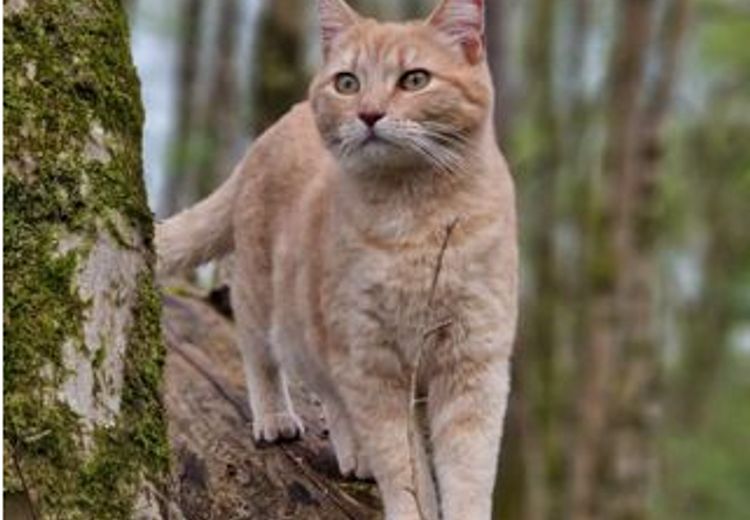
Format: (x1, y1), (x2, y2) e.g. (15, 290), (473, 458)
(309, 0), (493, 177)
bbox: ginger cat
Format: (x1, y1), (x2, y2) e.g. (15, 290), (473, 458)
(157, 0), (518, 518)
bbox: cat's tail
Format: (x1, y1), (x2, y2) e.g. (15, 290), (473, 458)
(155, 164), (243, 277)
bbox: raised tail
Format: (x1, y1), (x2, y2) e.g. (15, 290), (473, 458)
(155, 164), (243, 277)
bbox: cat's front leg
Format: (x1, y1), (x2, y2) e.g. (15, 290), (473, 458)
(338, 365), (439, 520)
(428, 356), (511, 520)
(233, 277), (303, 444)
(323, 397), (372, 479)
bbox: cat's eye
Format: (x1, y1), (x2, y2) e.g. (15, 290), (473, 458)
(399, 69), (431, 91)
(334, 72), (360, 95)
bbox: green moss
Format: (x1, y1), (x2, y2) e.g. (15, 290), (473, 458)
(4, 1), (168, 517)
(67, 273), (169, 518)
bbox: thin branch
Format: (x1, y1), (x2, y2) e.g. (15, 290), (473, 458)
(406, 340), (430, 520)
(428, 218), (460, 307)
(406, 219), (460, 520)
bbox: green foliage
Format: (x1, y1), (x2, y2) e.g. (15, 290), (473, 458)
(657, 357), (750, 520)
(655, 1), (750, 516)
(699, 0), (750, 81)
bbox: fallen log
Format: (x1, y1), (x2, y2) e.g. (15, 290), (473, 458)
(162, 293), (382, 519)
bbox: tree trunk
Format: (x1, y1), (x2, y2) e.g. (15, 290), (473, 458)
(250, 0), (308, 135)
(199, 0), (242, 198)
(173, 0), (243, 210)
(520, 0), (565, 517)
(604, 1), (689, 517)
(4, 1), (169, 518)
(570, 1), (656, 518)
(486, 0), (510, 144)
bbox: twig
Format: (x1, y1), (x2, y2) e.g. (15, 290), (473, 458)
(406, 341), (430, 520)
(428, 218), (460, 307)
(406, 219), (460, 520)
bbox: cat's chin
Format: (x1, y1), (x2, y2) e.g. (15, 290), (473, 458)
(358, 137), (393, 156)
(335, 140), (427, 176)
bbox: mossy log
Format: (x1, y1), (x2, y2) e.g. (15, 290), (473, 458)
(4, 1), (168, 517)
(163, 292), (382, 519)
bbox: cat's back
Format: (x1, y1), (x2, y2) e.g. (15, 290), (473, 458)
(239, 101), (331, 206)
(233, 102), (333, 258)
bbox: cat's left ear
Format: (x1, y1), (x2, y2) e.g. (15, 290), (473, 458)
(318, 0), (360, 60)
(427, 0), (485, 64)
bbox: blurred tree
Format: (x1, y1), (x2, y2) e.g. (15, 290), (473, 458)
(195, 0), (242, 201)
(4, 0), (168, 517)
(486, 0), (511, 143)
(570, 0), (657, 517)
(521, 0), (566, 517)
(250, 0), (308, 134)
(603, 1), (690, 518)
(163, 0), (203, 217)
(676, 124), (750, 426)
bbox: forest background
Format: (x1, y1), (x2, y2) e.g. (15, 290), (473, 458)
(128, 0), (750, 518)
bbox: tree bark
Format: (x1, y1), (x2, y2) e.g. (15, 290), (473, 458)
(4, 1), (169, 518)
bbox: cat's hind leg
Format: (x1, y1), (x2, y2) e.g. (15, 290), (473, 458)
(232, 277), (303, 443)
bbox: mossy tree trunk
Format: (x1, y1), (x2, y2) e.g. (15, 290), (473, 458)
(4, 1), (169, 518)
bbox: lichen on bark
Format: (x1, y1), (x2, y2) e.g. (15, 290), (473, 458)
(4, 1), (169, 517)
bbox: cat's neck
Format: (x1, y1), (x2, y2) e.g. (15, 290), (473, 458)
(331, 122), (500, 242)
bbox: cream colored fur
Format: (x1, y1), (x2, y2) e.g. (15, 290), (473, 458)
(157, 1), (518, 518)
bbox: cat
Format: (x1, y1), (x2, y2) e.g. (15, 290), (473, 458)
(156, 0), (518, 518)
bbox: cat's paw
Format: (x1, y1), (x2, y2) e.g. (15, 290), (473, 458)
(336, 449), (373, 480)
(253, 411), (304, 444)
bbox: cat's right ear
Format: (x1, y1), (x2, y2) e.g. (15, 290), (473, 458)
(427, 0), (485, 64)
(318, 0), (360, 59)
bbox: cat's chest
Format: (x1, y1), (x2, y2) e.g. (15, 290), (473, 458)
(322, 212), (510, 352)
(331, 241), (479, 340)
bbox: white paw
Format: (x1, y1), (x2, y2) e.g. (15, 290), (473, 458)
(335, 447), (373, 480)
(253, 411), (304, 444)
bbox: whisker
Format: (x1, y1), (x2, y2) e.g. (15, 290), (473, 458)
(400, 133), (463, 177)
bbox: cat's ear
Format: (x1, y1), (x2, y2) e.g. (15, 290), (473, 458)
(427, 0), (485, 64)
(318, 0), (360, 59)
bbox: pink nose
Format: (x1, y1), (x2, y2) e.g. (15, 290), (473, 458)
(359, 112), (385, 127)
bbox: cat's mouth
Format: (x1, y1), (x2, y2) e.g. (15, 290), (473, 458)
(360, 129), (394, 149)
(362, 133), (382, 146)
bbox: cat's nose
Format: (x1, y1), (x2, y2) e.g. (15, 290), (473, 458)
(358, 112), (385, 128)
